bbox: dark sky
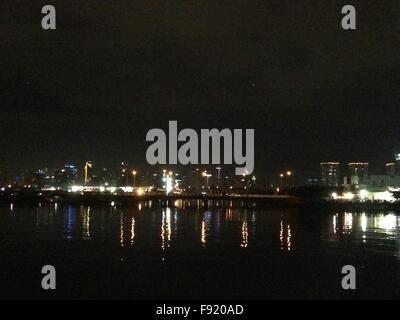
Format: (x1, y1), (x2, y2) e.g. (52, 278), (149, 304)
(1, 0), (400, 182)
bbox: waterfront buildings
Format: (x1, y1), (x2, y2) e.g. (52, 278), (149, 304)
(320, 162), (340, 187)
(367, 175), (400, 190)
(386, 163), (396, 177)
(396, 153), (400, 175)
(348, 162), (369, 184)
(54, 165), (78, 190)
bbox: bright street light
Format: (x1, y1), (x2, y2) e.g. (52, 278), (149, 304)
(132, 170), (137, 187)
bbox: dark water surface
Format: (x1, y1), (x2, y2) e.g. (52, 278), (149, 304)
(0, 201), (399, 299)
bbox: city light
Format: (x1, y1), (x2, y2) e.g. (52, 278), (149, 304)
(70, 185), (84, 193)
(373, 213), (398, 232)
(359, 189), (369, 200)
(165, 176), (173, 194)
(121, 186), (134, 193)
(84, 161), (92, 185)
(330, 189), (396, 203)
(132, 170), (137, 187)
(0, 154), (399, 204)
(374, 191), (395, 202)
(330, 192), (355, 200)
(109, 187), (117, 193)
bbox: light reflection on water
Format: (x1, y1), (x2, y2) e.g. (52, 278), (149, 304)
(329, 212), (399, 238)
(1, 203), (399, 259)
(130, 217), (135, 245)
(161, 208), (172, 250)
(82, 206), (90, 240)
(328, 211), (400, 259)
(241, 221), (248, 248)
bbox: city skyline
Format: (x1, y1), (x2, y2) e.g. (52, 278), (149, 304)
(1, 150), (400, 188)
(2, 1), (400, 183)
(1, 137), (399, 183)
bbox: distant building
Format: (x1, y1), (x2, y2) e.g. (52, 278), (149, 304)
(99, 168), (114, 186)
(182, 169), (203, 192)
(33, 169), (47, 189)
(141, 171), (163, 189)
(348, 162), (369, 185)
(54, 165), (78, 190)
(385, 163), (396, 177)
(367, 175), (400, 190)
(119, 162), (129, 187)
(306, 178), (319, 186)
(90, 168), (115, 187)
(396, 153), (400, 176)
(0, 167), (10, 187)
(320, 162), (340, 187)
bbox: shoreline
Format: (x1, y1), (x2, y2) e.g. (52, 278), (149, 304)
(1, 191), (400, 211)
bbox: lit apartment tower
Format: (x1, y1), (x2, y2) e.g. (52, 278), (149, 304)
(320, 162), (340, 187)
(55, 165), (78, 190)
(386, 163), (396, 177)
(348, 162), (369, 184)
(119, 162), (129, 187)
(396, 153), (400, 176)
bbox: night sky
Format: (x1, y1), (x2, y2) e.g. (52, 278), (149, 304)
(1, 0), (400, 182)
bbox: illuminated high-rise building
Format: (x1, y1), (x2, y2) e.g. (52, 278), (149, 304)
(348, 162), (369, 184)
(98, 168), (114, 186)
(119, 162), (129, 187)
(395, 153), (400, 176)
(55, 165), (78, 190)
(386, 163), (396, 177)
(320, 162), (340, 187)
(162, 170), (174, 194)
